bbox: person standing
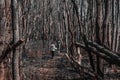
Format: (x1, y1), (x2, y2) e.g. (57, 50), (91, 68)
(50, 42), (57, 58)
(57, 40), (61, 53)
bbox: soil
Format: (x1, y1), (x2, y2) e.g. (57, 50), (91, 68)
(22, 51), (81, 80)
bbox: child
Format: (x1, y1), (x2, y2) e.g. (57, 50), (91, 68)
(50, 42), (57, 58)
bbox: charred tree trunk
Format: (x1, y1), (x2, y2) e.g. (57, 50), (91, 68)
(11, 0), (20, 80)
(96, 0), (104, 79)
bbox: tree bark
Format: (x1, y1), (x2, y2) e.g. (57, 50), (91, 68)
(96, 0), (103, 78)
(11, 0), (20, 80)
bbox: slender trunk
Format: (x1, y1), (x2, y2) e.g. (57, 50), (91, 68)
(96, 0), (103, 79)
(64, 0), (68, 53)
(11, 0), (20, 80)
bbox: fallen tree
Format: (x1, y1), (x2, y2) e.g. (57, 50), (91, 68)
(65, 39), (120, 80)
(0, 39), (24, 63)
(75, 41), (120, 66)
(65, 48), (103, 80)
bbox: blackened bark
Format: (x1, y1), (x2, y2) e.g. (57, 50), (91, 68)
(11, 0), (20, 80)
(96, 0), (103, 79)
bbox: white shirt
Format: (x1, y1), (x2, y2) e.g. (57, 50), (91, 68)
(50, 44), (57, 51)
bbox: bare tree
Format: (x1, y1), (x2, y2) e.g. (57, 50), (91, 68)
(11, 0), (20, 80)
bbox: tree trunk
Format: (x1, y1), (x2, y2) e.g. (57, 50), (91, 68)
(11, 0), (20, 80)
(96, 0), (103, 79)
(64, 0), (69, 53)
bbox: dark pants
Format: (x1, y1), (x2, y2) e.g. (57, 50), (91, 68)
(51, 51), (55, 58)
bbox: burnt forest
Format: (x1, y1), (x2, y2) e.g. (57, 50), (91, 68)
(0, 0), (120, 80)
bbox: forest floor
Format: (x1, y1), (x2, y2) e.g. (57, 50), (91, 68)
(22, 50), (81, 80)
(21, 41), (120, 80)
(22, 50), (120, 80)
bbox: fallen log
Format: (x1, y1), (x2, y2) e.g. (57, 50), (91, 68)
(65, 53), (94, 75)
(75, 42), (120, 66)
(0, 39), (24, 63)
(65, 53), (102, 80)
(87, 41), (120, 63)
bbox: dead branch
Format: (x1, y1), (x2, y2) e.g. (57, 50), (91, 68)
(65, 53), (102, 80)
(87, 41), (120, 62)
(0, 39), (24, 63)
(75, 42), (120, 66)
